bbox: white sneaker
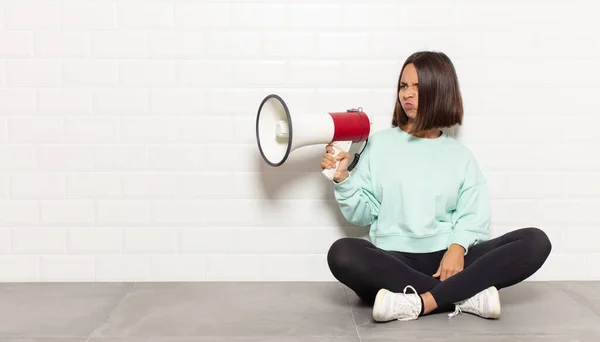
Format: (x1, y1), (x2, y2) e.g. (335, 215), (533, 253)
(372, 285), (422, 322)
(448, 286), (501, 319)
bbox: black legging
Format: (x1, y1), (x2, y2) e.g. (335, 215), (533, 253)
(327, 227), (552, 313)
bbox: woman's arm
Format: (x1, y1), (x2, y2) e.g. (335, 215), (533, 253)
(448, 156), (492, 254)
(333, 142), (380, 227)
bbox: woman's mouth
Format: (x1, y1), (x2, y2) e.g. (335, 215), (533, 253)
(404, 103), (414, 109)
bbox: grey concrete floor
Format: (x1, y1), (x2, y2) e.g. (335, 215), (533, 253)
(0, 281), (599, 341)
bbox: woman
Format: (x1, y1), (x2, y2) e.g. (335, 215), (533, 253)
(322, 51), (552, 322)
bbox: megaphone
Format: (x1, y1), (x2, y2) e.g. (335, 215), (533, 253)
(256, 93), (371, 180)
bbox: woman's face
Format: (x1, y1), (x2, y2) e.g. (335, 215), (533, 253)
(398, 63), (419, 119)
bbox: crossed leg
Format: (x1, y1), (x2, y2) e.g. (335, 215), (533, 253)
(327, 227), (552, 315)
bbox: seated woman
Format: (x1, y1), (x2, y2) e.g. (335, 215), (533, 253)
(321, 51), (552, 322)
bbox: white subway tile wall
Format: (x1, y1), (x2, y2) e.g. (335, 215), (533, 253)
(0, 0), (598, 281)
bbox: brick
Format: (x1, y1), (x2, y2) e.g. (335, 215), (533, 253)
(262, 32), (315, 58)
(0, 256), (39, 281)
(63, 60), (119, 86)
(317, 33), (372, 59)
(4, 1), (60, 29)
(174, 116), (233, 143)
(173, 173), (235, 200)
(398, 3), (458, 28)
(342, 4), (399, 28)
(7, 117), (63, 143)
(95, 255), (150, 281)
(40, 200), (95, 226)
(122, 227), (178, 253)
(262, 255), (332, 281)
(148, 32), (204, 58)
(174, 3), (230, 28)
(231, 4), (285, 28)
(37, 146), (95, 171)
(205, 32), (261, 58)
(179, 227), (234, 253)
(34, 32), (90, 57)
(10, 227), (66, 254)
(64, 117), (118, 143)
(94, 146), (149, 171)
(119, 60), (175, 86)
(66, 227), (122, 254)
(0, 175), (8, 199)
(205, 89), (264, 116)
(500, 172), (566, 199)
(10, 172), (66, 199)
(39, 88), (92, 116)
(121, 173), (177, 198)
(0, 200), (39, 227)
(149, 255), (207, 281)
(287, 4), (342, 28)
(6, 60), (61, 86)
(206, 254), (262, 281)
(66, 173), (121, 199)
(61, 1), (116, 29)
(150, 200), (205, 226)
(147, 146), (205, 171)
(96, 200), (150, 226)
(93, 89), (149, 116)
(489, 199), (541, 226)
(0, 60), (5, 86)
(92, 32), (146, 58)
(288, 61), (343, 87)
(117, 1), (173, 29)
(176, 61), (233, 87)
(565, 172), (600, 198)
(0, 228), (10, 254)
(119, 117), (177, 143)
(0, 146), (36, 171)
(0, 31), (33, 57)
(537, 200), (600, 226)
(40, 256), (95, 281)
(0, 88), (36, 115)
(149, 89), (205, 115)
(233, 61), (287, 87)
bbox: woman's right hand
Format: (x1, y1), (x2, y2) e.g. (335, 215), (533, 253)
(321, 144), (350, 182)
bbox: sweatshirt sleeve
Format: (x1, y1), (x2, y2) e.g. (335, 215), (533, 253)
(332, 141), (380, 227)
(448, 156), (491, 255)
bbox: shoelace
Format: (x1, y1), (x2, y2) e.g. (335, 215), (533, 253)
(448, 294), (481, 318)
(448, 305), (462, 318)
(393, 285), (421, 321)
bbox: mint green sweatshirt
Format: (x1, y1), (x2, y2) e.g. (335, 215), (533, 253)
(333, 126), (491, 254)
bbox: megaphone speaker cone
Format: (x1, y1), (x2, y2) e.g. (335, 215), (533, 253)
(256, 94), (292, 167)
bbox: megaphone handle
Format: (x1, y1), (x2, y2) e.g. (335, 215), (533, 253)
(322, 140), (353, 181)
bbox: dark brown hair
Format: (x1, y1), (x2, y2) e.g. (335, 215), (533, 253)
(392, 51), (463, 133)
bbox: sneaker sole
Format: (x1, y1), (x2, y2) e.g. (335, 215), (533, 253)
(487, 286), (501, 319)
(372, 288), (390, 322)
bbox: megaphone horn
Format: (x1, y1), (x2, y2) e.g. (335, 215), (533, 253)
(256, 94), (371, 180)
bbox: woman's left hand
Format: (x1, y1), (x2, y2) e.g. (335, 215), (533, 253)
(433, 244), (465, 281)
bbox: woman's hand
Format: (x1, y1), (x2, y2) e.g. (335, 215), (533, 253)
(321, 144), (350, 183)
(432, 244), (465, 281)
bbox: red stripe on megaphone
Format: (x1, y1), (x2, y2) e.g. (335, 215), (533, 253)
(329, 110), (370, 142)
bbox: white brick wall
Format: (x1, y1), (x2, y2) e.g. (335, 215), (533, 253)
(0, 0), (598, 282)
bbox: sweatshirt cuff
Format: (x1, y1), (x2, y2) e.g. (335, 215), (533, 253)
(333, 171), (357, 198)
(447, 230), (475, 255)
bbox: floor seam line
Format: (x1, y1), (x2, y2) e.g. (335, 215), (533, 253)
(343, 285), (362, 342)
(84, 282), (137, 342)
